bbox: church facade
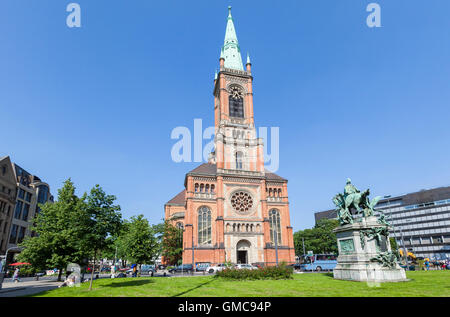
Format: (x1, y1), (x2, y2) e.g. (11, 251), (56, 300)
(164, 8), (295, 266)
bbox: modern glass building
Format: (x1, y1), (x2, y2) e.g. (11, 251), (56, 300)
(315, 186), (450, 260)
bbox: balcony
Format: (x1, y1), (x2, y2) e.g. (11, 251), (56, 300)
(194, 192), (216, 200)
(267, 197), (283, 203)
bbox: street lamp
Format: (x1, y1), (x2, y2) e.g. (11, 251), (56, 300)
(384, 196), (408, 268)
(274, 229), (279, 267)
(2, 247), (23, 273)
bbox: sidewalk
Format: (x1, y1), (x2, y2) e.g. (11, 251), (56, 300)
(0, 278), (62, 297)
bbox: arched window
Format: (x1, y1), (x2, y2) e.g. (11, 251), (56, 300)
(195, 183), (199, 192)
(205, 184), (210, 193)
(198, 206), (212, 245)
(229, 86), (244, 118)
(176, 222), (184, 230)
(211, 185), (215, 193)
(200, 184), (204, 192)
(278, 189), (282, 197)
(235, 151), (243, 170)
(269, 209), (282, 245)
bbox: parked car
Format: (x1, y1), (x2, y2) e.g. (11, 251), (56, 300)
(115, 272), (127, 278)
(286, 263), (302, 271)
(235, 264), (258, 270)
(196, 263), (211, 272)
(140, 265), (156, 274)
(300, 254), (337, 271)
(206, 263), (229, 274)
(169, 264), (194, 273)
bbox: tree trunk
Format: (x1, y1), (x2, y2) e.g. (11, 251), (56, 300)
(88, 252), (96, 291)
(57, 268), (63, 282)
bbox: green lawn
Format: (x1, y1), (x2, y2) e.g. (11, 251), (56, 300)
(32, 271), (450, 297)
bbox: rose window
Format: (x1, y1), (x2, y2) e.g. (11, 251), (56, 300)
(231, 191), (253, 213)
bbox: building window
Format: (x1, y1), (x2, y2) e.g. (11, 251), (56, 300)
(25, 192), (31, 202)
(235, 151), (243, 170)
(17, 227), (26, 244)
(269, 209), (282, 245)
(14, 201), (23, 219)
(37, 185), (49, 204)
(9, 224), (18, 244)
(18, 189), (25, 199)
(198, 206), (212, 245)
(230, 191), (253, 214)
(22, 204), (30, 221)
(229, 86), (244, 118)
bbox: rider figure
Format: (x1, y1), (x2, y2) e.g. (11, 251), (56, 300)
(344, 178), (359, 199)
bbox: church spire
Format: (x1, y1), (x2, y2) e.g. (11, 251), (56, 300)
(221, 6), (244, 71)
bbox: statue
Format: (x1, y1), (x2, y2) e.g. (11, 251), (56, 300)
(333, 178), (382, 225)
(332, 179), (407, 282)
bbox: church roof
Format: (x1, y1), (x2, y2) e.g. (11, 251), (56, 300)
(186, 163), (287, 182)
(221, 6), (244, 71)
(166, 189), (186, 205)
(188, 163), (217, 175)
(265, 171), (287, 182)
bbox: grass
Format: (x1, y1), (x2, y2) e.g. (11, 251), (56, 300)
(32, 271), (450, 297)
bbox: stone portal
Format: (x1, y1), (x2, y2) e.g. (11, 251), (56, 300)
(237, 240), (250, 264)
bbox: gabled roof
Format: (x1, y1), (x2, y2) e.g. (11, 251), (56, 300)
(265, 170), (287, 182)
(166, 189), (186, 206)
(188, 163), (217, 176)
(185, 162), (287, 182)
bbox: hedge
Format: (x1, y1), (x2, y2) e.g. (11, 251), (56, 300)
(215, 265), (293, 280)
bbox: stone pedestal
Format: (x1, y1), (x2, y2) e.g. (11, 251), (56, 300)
(333, 217), (407, 282)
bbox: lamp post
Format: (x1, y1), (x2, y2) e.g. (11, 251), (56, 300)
(385, 196), (408, 268)
(179, 224), (184, 275)
(0, 247), (23, 290)
(191, 227), (195, 275)
(302, 237), (306, 256)
(274, 230), (279, 267)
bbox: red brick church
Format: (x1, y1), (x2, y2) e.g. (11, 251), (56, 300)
(164, 7), (295, 266)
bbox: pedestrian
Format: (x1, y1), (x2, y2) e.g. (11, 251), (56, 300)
(12, 267), (20, 283)
(424, 258), (430, 271)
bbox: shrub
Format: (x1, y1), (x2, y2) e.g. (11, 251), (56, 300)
(216, 264), (293, 280)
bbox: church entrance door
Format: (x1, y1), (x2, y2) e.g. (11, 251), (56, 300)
(237, 250), (248, 264)
(236, 240), (251, 264)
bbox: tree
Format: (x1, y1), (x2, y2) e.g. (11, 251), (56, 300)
(293, 219), (339, 257)
(84, 185), (122, 290)
(121, 215), (159, 272)
(390, 237), (398, 254)
(18, 179), (89, 281)
(161, 221), (183, 265)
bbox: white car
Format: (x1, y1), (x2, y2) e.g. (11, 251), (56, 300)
(206, 263), (229, 274)
(235, 264), (258, 270)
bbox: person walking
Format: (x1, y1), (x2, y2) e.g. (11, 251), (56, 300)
(424, 258), (430, 271)
(12, 267), (20, 283)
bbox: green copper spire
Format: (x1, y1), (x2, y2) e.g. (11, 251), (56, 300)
(221, 6), (244, 71)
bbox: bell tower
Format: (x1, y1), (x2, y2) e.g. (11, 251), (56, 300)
(211, 6), (264, 175)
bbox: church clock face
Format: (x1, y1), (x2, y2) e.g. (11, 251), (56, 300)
(229, 86), (244, 118)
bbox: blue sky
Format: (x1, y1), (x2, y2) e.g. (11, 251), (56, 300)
(1, 1), (449, 230)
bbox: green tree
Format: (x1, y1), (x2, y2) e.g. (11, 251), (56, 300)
(18, 179), (89, 281)
(390, 237), (398, 254)
(293, 219), (339, 257)
(84, 185), (122, 290)
(161, 221), (183, 265)
(121, 215), (159, 273)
